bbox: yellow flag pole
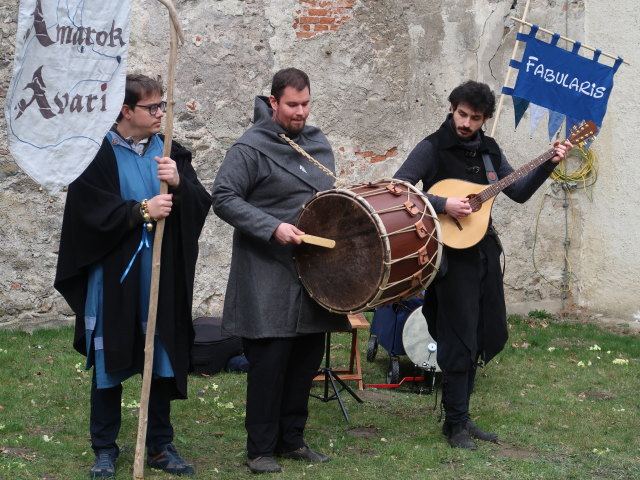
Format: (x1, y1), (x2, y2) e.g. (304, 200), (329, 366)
(133, 1), (183, 478)
(510, 17), (630, 66)
(489, 0), (531, 138)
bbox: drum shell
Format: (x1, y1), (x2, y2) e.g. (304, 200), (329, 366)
(294, 179), (442, 314)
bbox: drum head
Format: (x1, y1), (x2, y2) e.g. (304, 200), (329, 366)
(295, 192), (384, 313)
(402, 307), (440, 372)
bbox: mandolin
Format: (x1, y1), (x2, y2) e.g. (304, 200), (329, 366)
(427, 120), (598, 249)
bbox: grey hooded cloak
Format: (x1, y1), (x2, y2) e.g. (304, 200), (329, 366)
(212, 96), (349, 338)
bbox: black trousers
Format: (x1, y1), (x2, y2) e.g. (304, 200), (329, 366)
(90, 375), (174, 456)
(442, 364), (478, 425)
(242, 333), (325, 459)
(425, 236), (503, 426)
(441, 289), (484, 426)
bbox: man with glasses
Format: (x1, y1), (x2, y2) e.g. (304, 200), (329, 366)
(55, 74), (211, 478)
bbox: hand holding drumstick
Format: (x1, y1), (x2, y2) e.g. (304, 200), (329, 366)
(273, 223), (335, 248)
(274, 223), (305, 245)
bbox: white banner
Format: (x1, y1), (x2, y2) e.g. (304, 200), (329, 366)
(5, 0), (132, 192)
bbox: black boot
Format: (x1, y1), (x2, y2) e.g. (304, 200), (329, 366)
(445, 422), (477, 450)
(466, 420), (498, 443)
(444, 420), (499, 443)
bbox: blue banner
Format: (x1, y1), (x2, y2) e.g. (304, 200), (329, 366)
(503, 26), (622, 128)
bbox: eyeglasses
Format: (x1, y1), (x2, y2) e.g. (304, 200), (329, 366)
(133, 101), (167, 116)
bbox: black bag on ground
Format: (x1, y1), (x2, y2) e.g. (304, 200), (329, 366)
(191, 317), (244, 374)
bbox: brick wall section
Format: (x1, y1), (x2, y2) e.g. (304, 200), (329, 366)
(293, 1), (356, 39)
(355, 146), (398, 163)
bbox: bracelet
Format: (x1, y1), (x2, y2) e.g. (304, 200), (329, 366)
(140, 199), (154, 232)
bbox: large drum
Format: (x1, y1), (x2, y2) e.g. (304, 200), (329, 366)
(295, 178), (442, 314)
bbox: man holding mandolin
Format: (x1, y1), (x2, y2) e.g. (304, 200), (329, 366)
(394, 80), (573, 450)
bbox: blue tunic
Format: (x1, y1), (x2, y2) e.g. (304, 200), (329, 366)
(84, 132), (174, 388)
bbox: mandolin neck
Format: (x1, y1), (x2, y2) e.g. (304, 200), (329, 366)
(476, 149), (556, 204)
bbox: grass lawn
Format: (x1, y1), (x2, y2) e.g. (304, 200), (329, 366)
(0, 314), (638, 479)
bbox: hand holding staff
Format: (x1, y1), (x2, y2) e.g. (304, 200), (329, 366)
(133, 1), (181, 478)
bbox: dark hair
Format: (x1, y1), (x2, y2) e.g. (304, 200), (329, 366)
(448, 81), (496, 118)
(270, 68), (310, 101)
(117, 74), (164, 121)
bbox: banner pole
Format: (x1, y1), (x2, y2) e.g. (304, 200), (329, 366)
(133, 1), (182, 478)
(510, 17), (629, 66)
(489, 0), (531, 138)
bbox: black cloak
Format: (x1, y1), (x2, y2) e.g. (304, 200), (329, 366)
(54, 135), (211, 398)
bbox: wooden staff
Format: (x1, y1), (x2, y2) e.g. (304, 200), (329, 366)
(133, 1), (184, 478)
(489, 0), (531, 138)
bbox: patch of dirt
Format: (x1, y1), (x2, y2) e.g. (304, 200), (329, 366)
(548, 338), (586, 348)
(356, 390), (394, 402)
(578, 390), (616, 401)
(24, 424), (63, 436)
(554, 305), (640, 337)
(346, 425), (380, 439)
(493, 443), (537, 459)
(343, 445), (379, 456)
(0, 446), (36, 461)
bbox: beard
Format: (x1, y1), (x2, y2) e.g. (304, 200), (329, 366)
(285, 119), (305, 136)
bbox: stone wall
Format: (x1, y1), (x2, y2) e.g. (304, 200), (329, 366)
(1, 0), (638, 329)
